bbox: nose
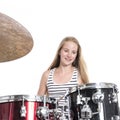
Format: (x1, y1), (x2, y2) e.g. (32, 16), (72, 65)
(67, 52), (72, 57)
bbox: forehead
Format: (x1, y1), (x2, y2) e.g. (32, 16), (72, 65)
(62, 41), (78, 49)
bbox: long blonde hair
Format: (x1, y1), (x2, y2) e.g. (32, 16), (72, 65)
(48, 36), (89, 84)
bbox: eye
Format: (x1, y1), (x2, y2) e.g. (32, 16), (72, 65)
(72, 51), (77, 55)
(64, 49), (69, 52)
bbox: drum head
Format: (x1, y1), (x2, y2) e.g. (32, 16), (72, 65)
(0, 94), (56, 103)
(69, 82), (117, 94)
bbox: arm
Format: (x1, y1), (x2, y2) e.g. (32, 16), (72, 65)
(37, 70), (49, 96)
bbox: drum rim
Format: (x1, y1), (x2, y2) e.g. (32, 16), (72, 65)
(69, 82), (117, 93)
(0, 94), (56, 103)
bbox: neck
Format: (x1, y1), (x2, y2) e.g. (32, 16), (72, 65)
(57, 65), (74, 73)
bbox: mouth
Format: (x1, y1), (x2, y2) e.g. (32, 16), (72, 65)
(65, 57), (73, 62)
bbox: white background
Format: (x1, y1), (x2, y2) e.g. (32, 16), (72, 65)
(0, 0), (120, 103)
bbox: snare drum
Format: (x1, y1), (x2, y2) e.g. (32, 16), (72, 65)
(0, 95), (56, 120)
(67, 82), (120, 120)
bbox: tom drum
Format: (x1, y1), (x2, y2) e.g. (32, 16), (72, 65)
(0, 95), (56, 120)
(67, 82), (120, 120)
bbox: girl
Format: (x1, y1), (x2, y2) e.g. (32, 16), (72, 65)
(37, 36), (89, 119)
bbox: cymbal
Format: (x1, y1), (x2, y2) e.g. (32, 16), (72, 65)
(0, 12), (34, 62)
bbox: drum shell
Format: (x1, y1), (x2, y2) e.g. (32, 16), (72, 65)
(68, 83), (120, 120)
(0, 95), (56, 120)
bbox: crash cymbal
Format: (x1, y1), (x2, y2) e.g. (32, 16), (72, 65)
(0, 12), (34, 62)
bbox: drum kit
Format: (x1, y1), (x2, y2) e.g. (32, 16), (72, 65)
(0, 83), (120, 120)
(0, 12), (120, 120)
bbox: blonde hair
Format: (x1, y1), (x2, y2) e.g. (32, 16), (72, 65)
(48, 36), (89, 83)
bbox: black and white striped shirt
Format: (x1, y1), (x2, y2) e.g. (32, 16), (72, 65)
(47, 68), (78, 107)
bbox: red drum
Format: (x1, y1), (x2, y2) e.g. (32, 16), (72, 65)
(0, 95), (56, 120)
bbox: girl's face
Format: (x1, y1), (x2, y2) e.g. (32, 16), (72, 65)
(59, 41), (78, 66)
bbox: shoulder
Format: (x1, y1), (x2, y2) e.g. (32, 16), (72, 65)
(74, 68), (83, 84)
(41, 68), (55, 81)
(42, 69), (50, 79)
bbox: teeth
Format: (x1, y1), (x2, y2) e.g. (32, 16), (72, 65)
(65, 58), (71, 61)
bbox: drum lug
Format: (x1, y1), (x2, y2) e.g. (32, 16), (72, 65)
(108, 86), (119, 103)
(108, 93), (118, 103)
(20, 106), (26, 117)
(77, 94), (84, 105)
(111, 115), (120, 120)
(92, 90), (104, 104)
(20, 96), (26, 117)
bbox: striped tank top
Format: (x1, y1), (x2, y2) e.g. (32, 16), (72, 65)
(47, 68), (78, 107)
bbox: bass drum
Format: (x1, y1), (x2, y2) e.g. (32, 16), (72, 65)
(0, 95), (56, 120)
(67, 82), (120, 120)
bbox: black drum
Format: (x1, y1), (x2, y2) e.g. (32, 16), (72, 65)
(67, 82), (120, 120)
(0, 95), (57, 120)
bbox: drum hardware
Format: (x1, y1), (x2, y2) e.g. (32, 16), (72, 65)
(60, 106), (68, 120)
(92, 89), (104, 104)
(108, 93), (118, 104)
(77, 86), (101, 120)
(77, 87), (103, 119)
(56, 105), (71, 120)
(80, 103), (102, 120)
(52, 104), (69, 120)
(77, 94), (83, 105)
(78, 94), (103, 119)
(55, 89), (72, 120)
(111, 115), (120, 120)
(80, 97), (92, 119)
(53, 107), (63, 119)
(77, 86), (84, 105)
(20, 96), (26, 117)
(65, 88), (71, 120)
(36, 95), (49, 119)
(36, 106), (49, 119)
(52, 99), (63, 119)
(108, 87), (118, 103)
